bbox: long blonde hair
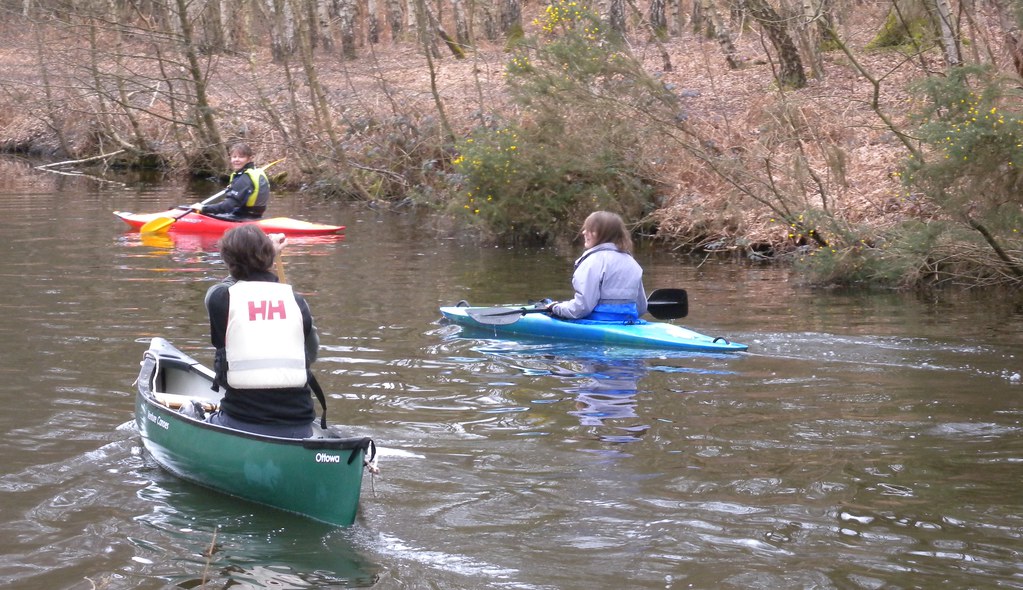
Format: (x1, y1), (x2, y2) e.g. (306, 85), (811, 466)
(582, 211), (633, 254)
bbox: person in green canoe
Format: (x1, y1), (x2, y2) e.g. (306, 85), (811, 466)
(195, 142), (271, 219)
(201, 225), (320, 437)
(547, 211), (648, 322)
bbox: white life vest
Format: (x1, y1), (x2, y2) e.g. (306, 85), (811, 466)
(225, 281), (307, 389)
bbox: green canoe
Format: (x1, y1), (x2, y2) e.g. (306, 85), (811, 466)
(133, 337), (376, 527)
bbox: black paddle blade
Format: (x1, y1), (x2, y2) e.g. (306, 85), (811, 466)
(646, 288), (688, 320)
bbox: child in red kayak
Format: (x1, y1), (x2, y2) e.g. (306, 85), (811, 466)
(197, 142), (271, 219)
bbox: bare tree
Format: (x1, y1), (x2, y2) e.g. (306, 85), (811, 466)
(649, 0), (668, 39)
(338, 0), (359, 58)
(741, 0), (807, 88)
(500, 0), (522, 36)
(265, 0), (298, 61)
(990, 0), (1023, 78)
(367, 0), (381, 43)
(702, 0), (742, 69)
(385, 0), (403, 41)
(452, 0), (471, 47)
(932, 0), (961, 66)
(172, 0), (227, 169)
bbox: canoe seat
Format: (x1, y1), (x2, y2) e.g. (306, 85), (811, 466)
(154, 392), (218, 412)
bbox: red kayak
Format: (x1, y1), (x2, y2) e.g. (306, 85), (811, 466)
(114, 209), (345, 236)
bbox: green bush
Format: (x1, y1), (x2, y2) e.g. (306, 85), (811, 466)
(794, 220), (946, 288)
(446, 0), (670, 245)
(798, 65), (1023, 288)
(906, 65), (1023, 226)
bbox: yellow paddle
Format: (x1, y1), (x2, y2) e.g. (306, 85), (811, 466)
(140, 158), (287, 234)
(139, 189), (226, 234)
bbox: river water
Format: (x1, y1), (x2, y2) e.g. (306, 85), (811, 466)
(1, 163), (1021, 589)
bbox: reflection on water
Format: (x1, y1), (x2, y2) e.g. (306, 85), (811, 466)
(452, 336), (742, 444)
(564, 359), (647, 441)
(133, 475), (380, 588)
(3, 178), (1023, 589)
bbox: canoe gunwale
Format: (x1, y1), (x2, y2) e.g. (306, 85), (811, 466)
(137, 340), (372, 448)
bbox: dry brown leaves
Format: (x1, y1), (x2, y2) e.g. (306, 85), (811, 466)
(0, 5), (1012, 254)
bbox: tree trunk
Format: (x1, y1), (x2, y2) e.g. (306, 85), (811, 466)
(608, 0), (626, 36)
(990, 0), (1023, 79)
(742, 0), (807, 88)
(266, 0), (298, 61)
(289, 0), (373, 199)
(670, 0), (683, 36)
(932, 0), (961, 66)
(367, 0), (381, 43)
(316, 0), (336, 50)
(703, 0), (741, 69)
(219, 0), (243, 50)
(452, 0), (470, 47)
(627, 0), (673, 69)
(406, 0), (417, 35)
(691, 0), (704, 35)
(649, 0), (668, 40)
(173, 0), (226, 170)
(197, 0), (226, 53)
(385, 0), (403, 41)
(797, 0), (826, 79)
(412, 0), (455, 142)
(479, 0), (498, 40)
(338, 0), (358, 58)
(500, 0), (522, 38)
(869, 0), (932, 49)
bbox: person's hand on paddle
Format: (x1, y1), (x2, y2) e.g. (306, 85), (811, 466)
(189, 202), (204, 212)
(268, 233), (286, 256)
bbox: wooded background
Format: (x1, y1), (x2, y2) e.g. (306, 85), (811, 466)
(2, 0), (1021, 287)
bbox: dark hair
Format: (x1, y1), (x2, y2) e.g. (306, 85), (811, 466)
(218, 225), (274, 279)
(229, 142), (254, 158)
(583, 211), (633, 254)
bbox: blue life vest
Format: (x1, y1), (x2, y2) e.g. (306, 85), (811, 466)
(585, 302), (640, 322)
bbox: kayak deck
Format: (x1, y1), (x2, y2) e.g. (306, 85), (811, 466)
(114, 209), (345, 236)
(440, 305), (748, 352)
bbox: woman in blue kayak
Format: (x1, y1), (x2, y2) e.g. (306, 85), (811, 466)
(197, 142), (271, 219)
(202, 225), (319, 437)
(548, 211), (648, 322)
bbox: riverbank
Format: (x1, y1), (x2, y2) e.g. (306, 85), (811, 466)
(2, 9), (1020, 289)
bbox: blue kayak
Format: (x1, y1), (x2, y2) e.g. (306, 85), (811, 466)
(439, 305), (748, 352)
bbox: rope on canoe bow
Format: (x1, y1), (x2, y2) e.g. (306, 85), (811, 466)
(364, 439), (380, 497)
(364, 439), (380, 475)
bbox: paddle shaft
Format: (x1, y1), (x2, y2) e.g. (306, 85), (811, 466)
(466, 288), (688, 325)
(275, 254), (287, 284)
